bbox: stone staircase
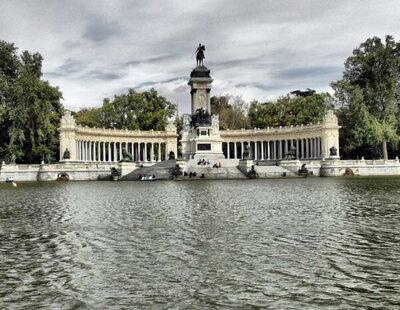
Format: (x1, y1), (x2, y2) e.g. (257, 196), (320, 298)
(181, 158), (247, 179)
(120, 160), (177, 180)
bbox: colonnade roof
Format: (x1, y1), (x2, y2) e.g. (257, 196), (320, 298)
(72, 126), (178, 139)
(220, 121), (340, 139)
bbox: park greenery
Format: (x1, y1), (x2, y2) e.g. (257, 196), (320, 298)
(74, 88), (176, 131)
(0, 41), (63, 164)
(1, 35), (399, 163)
(331, 35), (400, 159)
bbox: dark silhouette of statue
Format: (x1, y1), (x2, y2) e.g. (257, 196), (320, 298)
(195, 44), (205, 66)
(63, 148), (70, 160)
(284, 147), (296, 159)
(247, 165), (258, 179)
(120, 147), (133, 162)
(190, 108), (211, 127)
(243, 145), (251, 159)
(329, 146), (337, 156)
(298, 164), (309, 175)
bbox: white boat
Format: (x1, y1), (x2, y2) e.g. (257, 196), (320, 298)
(141, 175), (157, 181)
(4, 176), (13, 183)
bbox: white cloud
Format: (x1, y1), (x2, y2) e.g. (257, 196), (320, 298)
(1, 0), (400, 114)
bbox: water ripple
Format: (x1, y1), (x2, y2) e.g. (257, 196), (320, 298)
(1, 178), (400, 309)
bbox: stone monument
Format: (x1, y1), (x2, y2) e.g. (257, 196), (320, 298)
(180, 44), (224, 160)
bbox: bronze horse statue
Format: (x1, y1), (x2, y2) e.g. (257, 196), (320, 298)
(195, 44), (205, 66)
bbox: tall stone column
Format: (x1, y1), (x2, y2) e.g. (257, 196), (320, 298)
(260, 141), (264, 160)
(234, 142), (237, 159)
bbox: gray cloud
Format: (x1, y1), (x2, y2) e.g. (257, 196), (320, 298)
(273, 66), (341, 80)
(1, 0), (400, 111)
(88, 71), (123, 81)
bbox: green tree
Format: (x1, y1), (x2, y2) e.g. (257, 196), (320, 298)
(0, 41), (63, 163)
(210, 95), (250, 129)
(332, 35), (400, 159)
(248, 92), (332, 128)
(75, 88), (176, 131)
(74, 107), (103, 128)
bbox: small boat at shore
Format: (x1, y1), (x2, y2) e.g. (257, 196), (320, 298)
(3, 176), (17, 186)
(4, 176), (13, 183)
(141, 175), (157, 181)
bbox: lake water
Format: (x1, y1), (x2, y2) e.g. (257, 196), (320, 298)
(1, 178), (400, 309)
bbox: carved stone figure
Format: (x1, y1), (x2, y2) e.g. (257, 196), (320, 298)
(329, 146), (337, 156)
(10, 153), (16, 164)
(284, 147), (296, 159)
(243, 145), (251, 159)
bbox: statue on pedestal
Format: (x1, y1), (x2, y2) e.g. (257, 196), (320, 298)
(190, 108), (211, 127)
(63, 148), (70, 160)
(10, 153), (16, 164)
(120, 147), (133, 162)
(195, 44), (205, 66)
(243, 145), (251, 160)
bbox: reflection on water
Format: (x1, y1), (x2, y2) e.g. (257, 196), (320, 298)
(1, 178), (400, 309)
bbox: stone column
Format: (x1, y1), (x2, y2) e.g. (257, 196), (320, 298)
(107, 143), (110, 162)
(113, 142), (117, 162)
(158, 143), (161, 162)
(241, 142), (244, 159)
(144, 143), (148, 162)
(296, 139), (300, 159)
(76, 141), (80, 161)
(119, 143), (123, 161)
(90, 142), (94, 162)
(284, 140), (288, 157)
(254, 141), (258, 160)
(267, 141), (270, 160)
(278, 140), (282, 159)
(150, 143), (154, 162)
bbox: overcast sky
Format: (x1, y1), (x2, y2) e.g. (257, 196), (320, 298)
(1, 0), (400, 114)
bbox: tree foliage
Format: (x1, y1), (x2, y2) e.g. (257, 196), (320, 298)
(248, 91), (333, 128)
(210, 95), (250, 129)
(0, 40), (63, 163)
(75, 89), (176, 131)
(332, 35), (400, 159)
